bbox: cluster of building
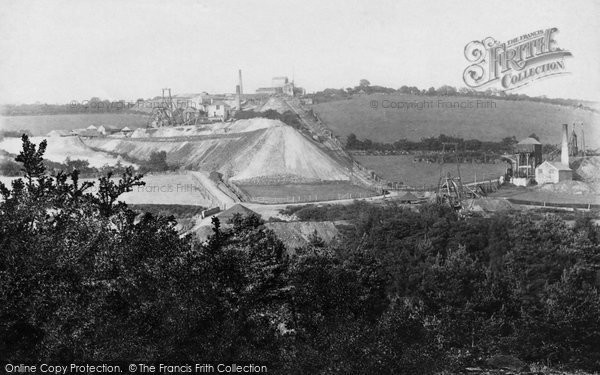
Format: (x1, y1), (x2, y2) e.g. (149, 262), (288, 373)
(47, 125), (132, 138)
(142, 92), (235, 122)
(256, 76), (305, 96)
(504, 123), (575, 186)
(47, 72), (306, 134)
(141, 73), (305, 125)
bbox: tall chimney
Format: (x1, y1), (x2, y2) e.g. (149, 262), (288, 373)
(236, 69), (243, 110)
(561, 123), (569, 166)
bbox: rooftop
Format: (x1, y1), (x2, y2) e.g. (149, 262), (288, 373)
(538, 160), (572, 171)
(517, 137), (541, 145)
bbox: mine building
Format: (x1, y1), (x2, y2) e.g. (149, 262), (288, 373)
(503, 123), (575, 186)
(205, 100), (231, 121)
(535, 161), (573, 184)
(509, 137), (542, 186)
(534, 123), (572, 184)
(256, 76), (305, 96)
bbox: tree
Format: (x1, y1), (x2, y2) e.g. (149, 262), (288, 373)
(437, 85), (457, 96)
(359, 79), (371, 87)
(501, 136), (518, 149)
(144, 151), (170, 172)
(15, 134), (47, 187)
(398, 85), (410, 94)
(346, 133), (359, 149)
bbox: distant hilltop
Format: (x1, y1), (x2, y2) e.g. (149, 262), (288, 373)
(306, 80), (598, 111)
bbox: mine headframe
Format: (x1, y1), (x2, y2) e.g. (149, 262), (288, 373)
(436, 172), (464, 210)
(147, 88), (202, 128)
(435, 141), (485, 212)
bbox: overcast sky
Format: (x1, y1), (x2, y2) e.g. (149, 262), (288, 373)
(0, 0), (598, 104)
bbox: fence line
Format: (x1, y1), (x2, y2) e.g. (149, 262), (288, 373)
(507, 198), (599, 210)
(249, 192), (374, 204)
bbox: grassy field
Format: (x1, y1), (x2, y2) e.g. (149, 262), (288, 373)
(238, 182), (377, 203)
(0, 113), (148, 135)
(311, 94), (600, 148)
(354, 154), (507, 187)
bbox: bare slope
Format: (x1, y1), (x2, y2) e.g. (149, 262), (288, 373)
(312, 94), (600, 148)
(573, 156), (600, 182)
(84, 119), (351, 183)
(0, 136), (134, 168)
(259, 97), (291, 113)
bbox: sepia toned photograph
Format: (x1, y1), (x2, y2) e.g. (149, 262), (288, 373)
(1, 0), (599, 373)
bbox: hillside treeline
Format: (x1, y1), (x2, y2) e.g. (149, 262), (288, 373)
(309, 81), (596, 111)
(346, 133), (559, 157)
(1, 98), (142, 116)
(1, 136), (599, 373)
(346, 133), (520, 153)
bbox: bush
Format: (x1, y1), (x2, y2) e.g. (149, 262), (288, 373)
(0, 159), (22, 176)
(139, 151), (172, 173)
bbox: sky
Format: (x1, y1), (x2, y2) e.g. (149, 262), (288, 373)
(0, 0), (599, 104)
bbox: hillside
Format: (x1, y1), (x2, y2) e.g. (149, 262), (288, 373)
(311, 94), (600, 148)
(83, 119), (351, 183)
(0, 135), (134, 168)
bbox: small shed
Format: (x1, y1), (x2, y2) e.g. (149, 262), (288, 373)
(535, 161), (572, 184)
(396, 191), (419, 203)
(78, 129), (102, 138)
(103, 126), (121, 134)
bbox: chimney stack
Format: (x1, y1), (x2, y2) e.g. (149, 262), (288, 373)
(236, 69), (243, 110)
(561, 123), (569, 166)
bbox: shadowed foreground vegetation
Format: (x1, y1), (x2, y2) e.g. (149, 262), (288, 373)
(1, 136), (599, 373)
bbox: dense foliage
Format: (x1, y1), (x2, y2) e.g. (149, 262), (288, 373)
(1, 136), (599, 372)
(346, 133), (521, 153)
(288, 201), (600, 370)
(345, 133), (559, 158)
